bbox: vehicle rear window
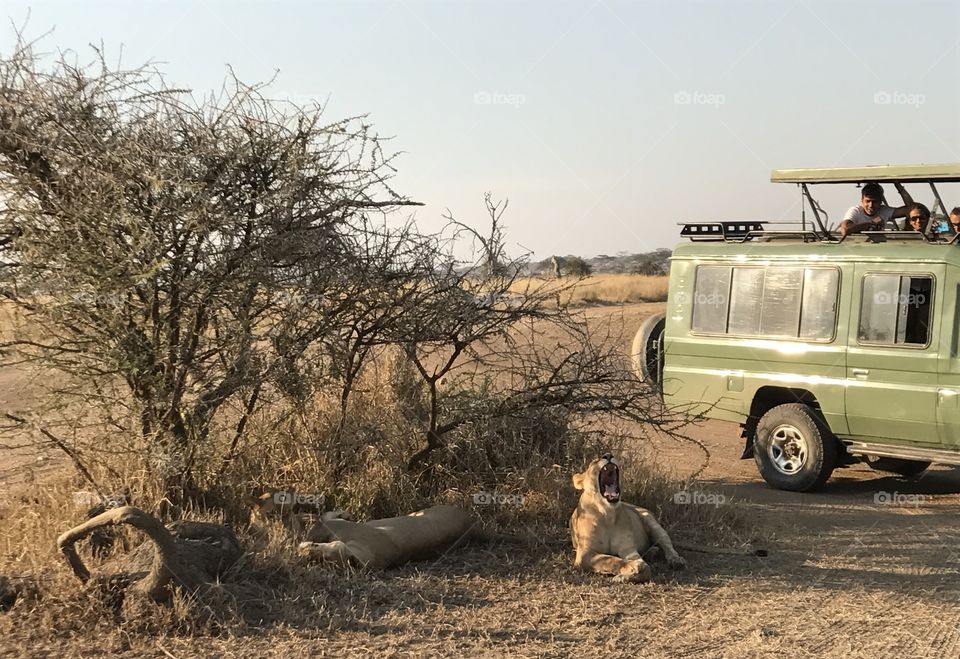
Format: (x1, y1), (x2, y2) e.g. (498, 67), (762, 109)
(690, 265), (839, 340)
(858, 274), (933, 346)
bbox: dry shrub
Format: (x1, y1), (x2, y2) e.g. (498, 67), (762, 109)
(211, 351), (610, 525)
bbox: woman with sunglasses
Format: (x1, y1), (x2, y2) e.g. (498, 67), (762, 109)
(903, 203), (931, 234)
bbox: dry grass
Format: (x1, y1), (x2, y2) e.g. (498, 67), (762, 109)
(3, 303), (959, 657)
(0, 298), (759, 656)
(510, 274), (668, 306)
(0, 444), (754, 655)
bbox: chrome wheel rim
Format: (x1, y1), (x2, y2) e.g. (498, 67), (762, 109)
(767, 424), (808, 475)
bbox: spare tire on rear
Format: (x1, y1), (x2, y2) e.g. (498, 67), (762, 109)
(631, 312), (666, 389)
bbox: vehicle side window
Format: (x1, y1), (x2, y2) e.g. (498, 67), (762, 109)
(759, 268), (804, 337)
(691, 265), (838, 340)
(800, 269), (840, 339)
(858, 274), (933, 346)
(691, 266), (731, 333)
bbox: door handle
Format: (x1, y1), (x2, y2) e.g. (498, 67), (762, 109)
(852, 368), (869, 379)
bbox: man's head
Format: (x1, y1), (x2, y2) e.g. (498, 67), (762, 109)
(906, 203), (931, 232)
(860, 183), (885, 216)
(950, 206), (960, 228)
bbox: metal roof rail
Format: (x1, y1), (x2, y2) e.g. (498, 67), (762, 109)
(680, 222), (765, 241)
(861, 230), (933, 243)
(680, 221), (833, 243)
(736, 230), (833, 244)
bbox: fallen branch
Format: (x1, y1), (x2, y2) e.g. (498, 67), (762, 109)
(56, 506), (242, 604)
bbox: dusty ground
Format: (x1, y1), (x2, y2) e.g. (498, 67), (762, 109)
(2, 303), (959, 657)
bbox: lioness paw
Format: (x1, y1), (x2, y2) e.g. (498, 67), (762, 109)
(614, 559), (652, 583)
(643, 546), (663, 562)
(667, 554), (686, 570)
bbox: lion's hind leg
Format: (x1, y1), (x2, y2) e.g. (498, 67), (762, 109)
(634, 509), (685, 570)
(297, 540), (377, 569)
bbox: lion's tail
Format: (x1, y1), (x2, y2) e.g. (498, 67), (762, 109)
(470, 530), (526, 545)
(674, 541), (768, 557)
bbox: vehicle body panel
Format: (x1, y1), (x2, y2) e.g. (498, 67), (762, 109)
(662, 238), (960, 450)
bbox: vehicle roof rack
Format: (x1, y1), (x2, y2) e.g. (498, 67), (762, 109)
(680, 222), (764, 240)
(680, 222), (830, 243)
(680, 222), (959, 245)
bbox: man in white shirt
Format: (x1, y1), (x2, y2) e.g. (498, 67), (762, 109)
(838, 182), (913, 236)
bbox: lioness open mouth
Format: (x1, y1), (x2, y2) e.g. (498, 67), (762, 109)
(598, 461), (621, 503)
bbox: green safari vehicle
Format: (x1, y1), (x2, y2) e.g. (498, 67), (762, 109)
(633, 163), (960, 491)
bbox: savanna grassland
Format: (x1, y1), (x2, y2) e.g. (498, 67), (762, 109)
(2, 296), (960, 658)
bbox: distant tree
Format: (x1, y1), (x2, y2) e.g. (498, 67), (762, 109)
(562, 255), (592, 277)
(631, 249), (672, 276)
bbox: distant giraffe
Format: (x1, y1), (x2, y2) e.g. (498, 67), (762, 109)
(551, 255), (561, 279)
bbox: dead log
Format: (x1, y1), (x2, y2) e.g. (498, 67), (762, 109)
(56, 506), (242, 604)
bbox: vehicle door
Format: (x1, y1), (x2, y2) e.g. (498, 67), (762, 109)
(845, 264), (943, 446)
(936, 273), (960, 447)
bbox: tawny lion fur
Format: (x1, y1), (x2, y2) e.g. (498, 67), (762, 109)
(570, 455), (685, 583)
(297, 505), (477, 570)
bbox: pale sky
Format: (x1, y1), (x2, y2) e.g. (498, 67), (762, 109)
(3, 0), (959, 259)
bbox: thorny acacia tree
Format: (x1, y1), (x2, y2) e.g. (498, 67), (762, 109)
(0, 36), (680, 502)
(0, 37), (423, 497)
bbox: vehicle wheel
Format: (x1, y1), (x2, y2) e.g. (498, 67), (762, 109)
(753, 403), (837, 492)
(865, 456), (930, 478)
(631, 312), (665, 388)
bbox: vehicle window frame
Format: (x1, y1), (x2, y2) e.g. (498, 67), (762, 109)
(856, 271), (936, 350)
(688, 263), (841, 343)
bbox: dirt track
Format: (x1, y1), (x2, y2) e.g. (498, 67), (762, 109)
(643, 417), (960, 658)
(2, 303), (960, 657)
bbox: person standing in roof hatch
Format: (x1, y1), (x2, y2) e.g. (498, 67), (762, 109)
(839, 182), (914, 236)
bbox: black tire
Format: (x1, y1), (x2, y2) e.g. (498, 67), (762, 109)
(865, 456), (930, 478)
(753, 403), (837, 492)
(631, 312), (666, 387)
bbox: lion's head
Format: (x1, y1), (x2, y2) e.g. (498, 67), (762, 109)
(572, 453), (622, 506)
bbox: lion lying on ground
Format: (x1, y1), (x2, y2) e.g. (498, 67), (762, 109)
(297, 505), (478, 570)
(571, 454), (686, 583)
(246, 490), (346, 538)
